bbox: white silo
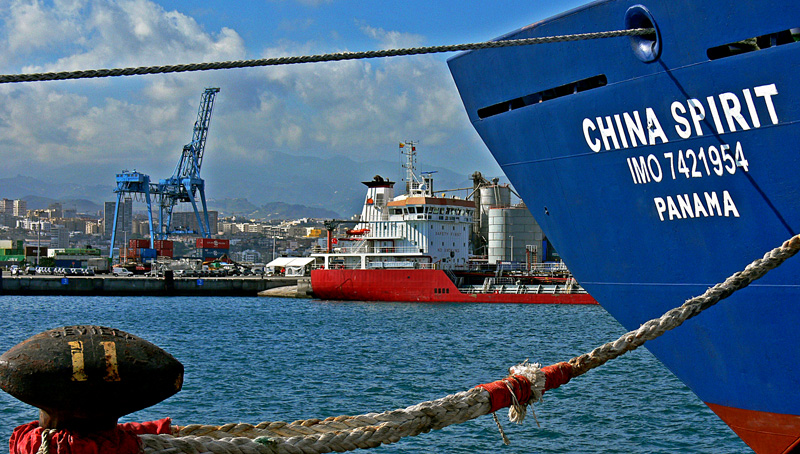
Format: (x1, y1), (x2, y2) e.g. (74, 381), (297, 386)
(478, 184), (512, 254)
(487, 204), (544, 266)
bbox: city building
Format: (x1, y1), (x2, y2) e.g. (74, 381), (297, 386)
(0, 199), (13, 215)
(104, 198), (133, 238)
(12, 199), (26, 217)
(47, 203), (62, 218)
(233, 249), (262, 263)
(85, 221), (102, 235)
(50, 225), (70, 248)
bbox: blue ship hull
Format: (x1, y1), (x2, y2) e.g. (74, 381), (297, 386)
(448, 0), (800, 452)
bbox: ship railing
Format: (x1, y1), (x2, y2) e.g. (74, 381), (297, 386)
(460, 280), (588, 295)
(312, 261), (437, 270)
(464, 261), (571, 276)
(327, 245), (424, 255)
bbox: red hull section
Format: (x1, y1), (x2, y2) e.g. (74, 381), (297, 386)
(311, 269), (597, 304)
(706, 403), (800, 454)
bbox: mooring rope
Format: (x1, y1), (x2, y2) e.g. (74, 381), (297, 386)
(0, 28), (653, 84)
(138, 233), (800, 454)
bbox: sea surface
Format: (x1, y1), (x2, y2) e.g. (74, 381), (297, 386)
(0, 296), (749, 453)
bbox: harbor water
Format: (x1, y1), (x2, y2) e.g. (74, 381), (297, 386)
(0, 296), (748, 453)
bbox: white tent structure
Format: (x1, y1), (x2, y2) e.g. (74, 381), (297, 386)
(265, 257), (316, 277)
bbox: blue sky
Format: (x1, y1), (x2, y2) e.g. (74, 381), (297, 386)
(0, 0), (587, 208)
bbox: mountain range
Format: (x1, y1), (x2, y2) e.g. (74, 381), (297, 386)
(1, 151), (495, 220)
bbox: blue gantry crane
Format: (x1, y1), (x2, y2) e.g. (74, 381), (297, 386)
(109, 87), (220, 259)
(155, 87), (219, 240)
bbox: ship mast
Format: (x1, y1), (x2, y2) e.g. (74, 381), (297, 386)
(400, 140), (418, 195)
(400, 140), (434, 196)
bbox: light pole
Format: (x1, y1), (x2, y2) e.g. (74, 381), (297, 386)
(36, 222), (40, 266)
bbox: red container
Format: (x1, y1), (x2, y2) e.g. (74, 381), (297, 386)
(121, 247), (139, 258)
(129, 239), (150, 249)
(196, 238), (229, 249)
(156, 248), (174, 258)
(153, 240), (174, 249)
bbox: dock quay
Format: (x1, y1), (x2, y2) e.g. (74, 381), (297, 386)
(0, 274), (305, 297)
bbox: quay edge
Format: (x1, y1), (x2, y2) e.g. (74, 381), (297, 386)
(0, 274), (297, 297)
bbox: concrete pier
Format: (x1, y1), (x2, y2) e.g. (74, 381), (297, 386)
(257, 277), (313, 298)
(0, 275), (297, 297)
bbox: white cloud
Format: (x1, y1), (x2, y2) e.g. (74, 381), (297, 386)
(0, 0), (246, 175)
(6, 0), (246, 74)
(0, 0), (499, 207)
(358, 23), (425, 50)
(3, 0), (86, 56)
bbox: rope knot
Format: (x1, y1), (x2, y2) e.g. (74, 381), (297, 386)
(475, 374), (532, 413)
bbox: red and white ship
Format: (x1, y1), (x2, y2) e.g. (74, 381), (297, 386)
(310, 142), (596, 304)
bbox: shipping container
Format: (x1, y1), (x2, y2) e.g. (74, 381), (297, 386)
(61, 248), (101, 256)
(0, 255), (25, 262)
(201, 248), (228, 259)
(153, 240), (174, 249)
(0, 240), (12, 249)
(139, 248), (157, 258)
(87, 257), (110, 273)
(55, 259), (83, 268)
(129, 239), (150, 249)
(55, 255), (96, 262)
(25, 246), (48, 256)
(121, 247), (139, 258)
(156, 248), (174, 258)
(196, 238), (229, 249)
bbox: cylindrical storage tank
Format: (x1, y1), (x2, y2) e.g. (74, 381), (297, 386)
(487, 206), (544, 265)
(479, 185), (512, 243)
(487, 208), (507, 264)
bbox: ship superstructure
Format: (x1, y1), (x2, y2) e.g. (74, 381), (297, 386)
(313, 142), (475, 271)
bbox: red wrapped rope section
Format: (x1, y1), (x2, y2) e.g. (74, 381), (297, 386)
(9, 418), (173, 454)
(476, 375), (532, 413)
(542, 362), (573, 391)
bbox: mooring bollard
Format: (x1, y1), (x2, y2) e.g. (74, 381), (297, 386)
(0, 325), (183, 453)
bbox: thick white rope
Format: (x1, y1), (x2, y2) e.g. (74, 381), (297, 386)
(35, 429), (55, 454)
(507, 234), (800, 421)
(140, 233), (800, 454)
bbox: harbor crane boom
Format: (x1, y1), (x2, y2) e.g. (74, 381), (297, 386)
(155, 87), (220, 240)
(109, 87), (220, 259)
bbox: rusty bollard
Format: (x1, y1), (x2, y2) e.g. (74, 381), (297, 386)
(0, 325), (183, 453)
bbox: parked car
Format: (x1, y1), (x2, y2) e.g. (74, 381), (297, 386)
(112, 267), (133, 277)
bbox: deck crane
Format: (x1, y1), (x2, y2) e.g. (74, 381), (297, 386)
(154, 87), (219, 240)
(109, 87), (220, 259)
